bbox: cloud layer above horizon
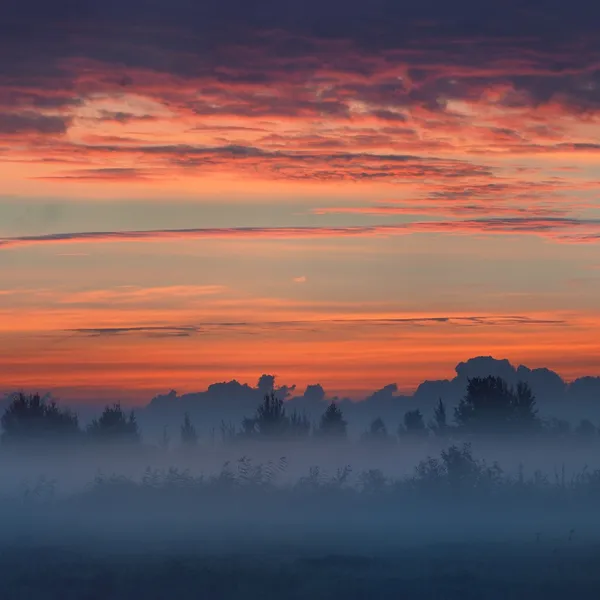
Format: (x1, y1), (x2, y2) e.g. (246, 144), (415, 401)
(1, 0), (600, 400)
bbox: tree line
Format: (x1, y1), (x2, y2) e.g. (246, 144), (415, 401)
(2, 375), (599, 446)
(0, 395), (140, 445)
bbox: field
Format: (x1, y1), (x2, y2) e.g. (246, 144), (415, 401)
(1, 439), (600, 598)
(3, 539), (600, 599)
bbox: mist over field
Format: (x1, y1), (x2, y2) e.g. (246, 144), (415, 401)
(2, 358), (600, 597)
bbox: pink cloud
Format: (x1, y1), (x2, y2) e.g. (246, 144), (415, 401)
(2, 218), (600, 250)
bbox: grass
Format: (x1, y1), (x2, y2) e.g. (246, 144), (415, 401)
(2, 541), (600, 599)
(2, 443), (600, 598)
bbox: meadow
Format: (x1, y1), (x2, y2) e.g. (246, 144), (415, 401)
(3, 379), (600, 598)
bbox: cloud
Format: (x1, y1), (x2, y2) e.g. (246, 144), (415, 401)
(2, 218), (600, 250)
(60, 285), (228, 304)
(313, 204), (569, 218)
(68, 326), (200, 338)
(64, 315), (566, 337)
(1, 4), (599, 183)
(0, 112), (70, 135)
(293, 276), (307, 283)
(44, 144), (492, 182)
(369, 109), (408, 122)
(40, 168), (154, 181)
(0, 0), (598, 264)
(0, 90), (82, 111)
(96, 110), (158, 123)
(0, 225), (398, 249)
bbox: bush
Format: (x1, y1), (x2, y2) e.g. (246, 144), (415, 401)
(1, 392), (80, 444)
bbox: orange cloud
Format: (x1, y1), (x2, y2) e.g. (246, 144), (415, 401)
(3, 218), (600, 250)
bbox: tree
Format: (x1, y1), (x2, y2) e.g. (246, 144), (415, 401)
(242, 392), (289, 438)
(87, 403), (140, 443)
(316, 402), (347, 439)
(512, 382), (539, 432)
(255, 392), (287, 436)
(400, 409), (427, 437)
(180, 413), (198, 446)
(239, 416), (257, 438)
(454, 377), (539, 434)
(160, 425), (170, 450)
(362, 417), (389, 443)
(288, 410), (311, 438)
(429, 399), (448, 436)
(1, 392), (79, 444)
(414, 443), (502, 493)
(220, 420), (237, 444)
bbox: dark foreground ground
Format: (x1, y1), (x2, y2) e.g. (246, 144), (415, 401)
(2, 539), (600, 600)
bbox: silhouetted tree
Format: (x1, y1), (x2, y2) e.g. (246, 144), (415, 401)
(257, 392), (286, 431)
(440, 443), (502, 491)
(288, 410), (311, 438)
(429, 399), (448, 436)
(316, 402), (347, 439)
(575, 419), (597, 438)
(454, 377), (539, 434)
(399, 409), (427, 437)
(87, 403), (140, 443)
(239, 416), (257, 438)
(180, 413), (198, 446)
(362, 417), (390, 443)
(160, 425), (170, 450)
(512, 382), (539, 432)
(256, 392), (288, 435)
(243, 392), (289, 438)
(220, 420), (237, 444)
(1, 392), (79, 444)
(414, 443), (502, 493)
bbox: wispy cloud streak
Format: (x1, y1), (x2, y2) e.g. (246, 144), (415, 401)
(3, 218), (600, 249)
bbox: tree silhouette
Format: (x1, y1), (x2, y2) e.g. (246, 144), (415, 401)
(440, 444), (479, 489)
(429, 399), (448, 436)
(180, 413), (198, 446)
(414, 443), (502, 493)
(239, 416), (257, 438)
(316, 402), (347, 439)
(220, 420), (237, 444)
(241, 392), (290, 438)
(511, 382), (539, 432)
(362, 417), (389, 443)
(87, 403), (140, 443)
(288, 410), (311, 438)
(1, 392), (79, 443)
(254, 392), (288, 437)
(454, 376), (539, 434)
(160, 425), (170, 450)
(400, 409), (427, 437)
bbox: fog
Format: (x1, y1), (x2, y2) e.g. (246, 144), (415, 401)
(3, 368), (600, 598)
(2, 441), (600, 598)
(3, 435), (599, 493)
(3, 436), (600, 550)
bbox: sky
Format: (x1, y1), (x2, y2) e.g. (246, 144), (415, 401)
(1, 0), (600, 402)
